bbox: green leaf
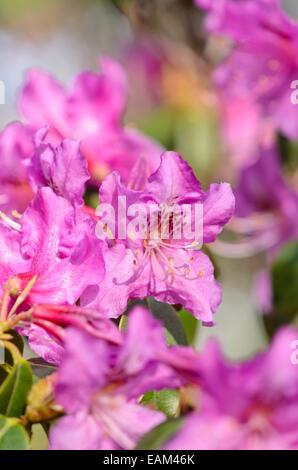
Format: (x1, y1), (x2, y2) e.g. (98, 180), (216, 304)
(136, 417), (184, 450)
(147, 298), (188, 345)
(0, 415), (29, 450)
(264, 240), (298, 336)
(84, 188), (99, 209)
(272, 240), (298, 313)
(141, 389), (180, 418)
(119, 314), (128, 331)
(278, 133), (298, 174)
(179, 309), (198, 344)
(0, 358), (33, 417)
(0, 364), (9, 386)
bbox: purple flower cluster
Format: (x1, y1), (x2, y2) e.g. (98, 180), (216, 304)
(196, 0), (298, 254)
(0, 3), (297, 446)
(0, 57), (237, 449)
(50, 306), (201, 450)
(165, 326), (298, 450)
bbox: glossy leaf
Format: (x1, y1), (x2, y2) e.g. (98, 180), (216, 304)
(0, 359), (33, 417)
(0, 415), (29, 450)
(179, 309), (198, 344)
(264, 240), (298, 336)
(147, 298), (188, 345)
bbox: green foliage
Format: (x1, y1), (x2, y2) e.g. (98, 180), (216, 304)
(264, 240), (298, 336)
(179, 309), (198, 344)
(147, 298), (188, 345)
(119, 314), (128, 331)
(141, 389), (180, 418)
(136, 417), (184, 450)
(4, 330), (24, 366)
(0, 415), (29, 450)
(0, 359), (33, 417)
(278, 133), (298, 174)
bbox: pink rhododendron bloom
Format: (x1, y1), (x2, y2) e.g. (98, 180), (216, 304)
(28, 128), (89, 206)
(165, 326), (298, 450)
(50, 306), (200, 450)
(219, 97), (274, 169)
(196, 0), (298, 155)
(0, 122), (33, 213)
(18, 57), (162, 185)
(196, 0), (281, 40)
(83, 152), (235, 323)
(123, 36), (165, 110)
(0, 187), (104, 305)
(0, 187), (105, 360)
(234, 148), (298, 253)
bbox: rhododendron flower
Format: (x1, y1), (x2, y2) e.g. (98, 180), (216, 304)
(0, 187), (104, 305)
(83, 152), (235, 323)
(218, 97), (275, 169)
(50, 306), (200, 450)
(165, 326), (298, 450)
(0, 187), (105, 359)
(196, 0), (281, 40)
(0, 122), (33, 213)
(28, 128), (89, 206)
(234, 148), (298, 253)
(196, 0), (298, 153)
(21, 304), (122, 365)
(18, 57), (162, 185)
(123, 36), (165, 109)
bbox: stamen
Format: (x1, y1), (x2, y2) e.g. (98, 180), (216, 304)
(153, 248), (200, 283)
(11, 210), (22, 219)
(159, 240), (200, 250)
(0, 211), (21, 231)
(0, 288), (11, 322)
(8, 275), (38, 318)
(113, 249), (150, 286)
(151, 250), (173, 284)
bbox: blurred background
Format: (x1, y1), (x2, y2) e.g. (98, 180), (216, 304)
(0, 0), (298, 366)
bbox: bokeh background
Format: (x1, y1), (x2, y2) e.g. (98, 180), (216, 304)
(0, 0), (297, 364)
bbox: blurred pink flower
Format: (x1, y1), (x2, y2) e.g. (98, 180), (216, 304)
(234, 147), (298, 253)
(50, 306), (200, 450)
(18, 57), (162, 185)
(165, 326), (298, 450)
(0, 122), (33, 213)
(196, 0), (298, 159)
(29, 128), (89, 206)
